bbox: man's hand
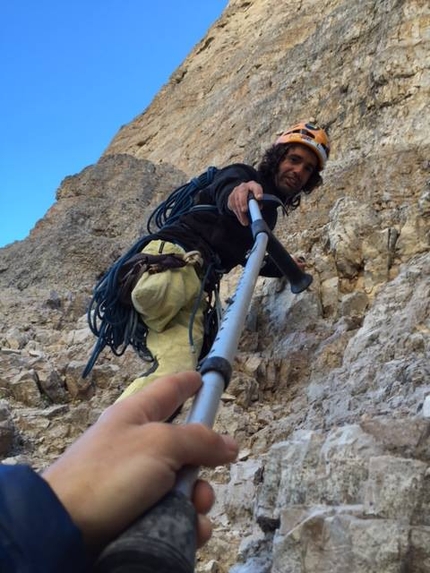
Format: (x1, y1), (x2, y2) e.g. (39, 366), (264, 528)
(43, 371), (238, 552)
(227, 181), (264, 226)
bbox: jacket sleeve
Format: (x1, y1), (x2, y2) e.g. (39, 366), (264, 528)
(0, 464), (89, 573)
(196, 163), (260, 214)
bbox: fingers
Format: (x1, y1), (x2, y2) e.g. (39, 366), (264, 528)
(243, 180), (264, 201)
(227, 181), (264, 226)
(139, 371), (203, 422)
(171, 424), (238, 470)
(193, 480), (216, 548)
(192, 479), (215, 515)
(105, 371), (203, 424)
(196, 514), (213, 548)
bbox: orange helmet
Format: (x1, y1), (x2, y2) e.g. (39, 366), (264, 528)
(275, 121), (330, 171)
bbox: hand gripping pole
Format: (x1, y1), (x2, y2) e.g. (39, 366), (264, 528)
(94, 197), (312, 573)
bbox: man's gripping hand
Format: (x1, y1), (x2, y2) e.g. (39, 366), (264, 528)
(227, 181), (264, 226)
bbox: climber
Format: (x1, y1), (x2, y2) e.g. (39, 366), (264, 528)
(119, 121), (331, 400)
(0, 371), (238, 572)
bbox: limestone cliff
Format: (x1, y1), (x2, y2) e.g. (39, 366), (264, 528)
(0, 0), (429, 571)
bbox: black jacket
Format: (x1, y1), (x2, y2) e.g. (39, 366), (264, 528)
(0, 465), (89, 572)
(154, 163), (284, 276)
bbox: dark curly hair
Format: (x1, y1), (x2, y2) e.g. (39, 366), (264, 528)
(257, 143), (323, 212)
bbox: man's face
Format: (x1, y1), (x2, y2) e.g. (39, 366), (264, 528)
(274, 145), (318, 198)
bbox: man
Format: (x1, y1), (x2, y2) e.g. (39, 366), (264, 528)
(120, 121), (330, 400)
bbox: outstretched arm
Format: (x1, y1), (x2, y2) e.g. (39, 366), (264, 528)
(43, 371), (238, 553)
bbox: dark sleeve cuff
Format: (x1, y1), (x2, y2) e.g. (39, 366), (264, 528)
(0, 464), (89, 573)
(211, 164), (259, 212)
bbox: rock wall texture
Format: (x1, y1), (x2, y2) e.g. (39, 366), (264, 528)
(0, 0), (429, 571)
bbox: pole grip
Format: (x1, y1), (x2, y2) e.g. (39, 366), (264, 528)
(267, 234), (313, 293)
(94, 195), (309, 572)
(94, 490), (196, 573)
(249, 197), (313, 294)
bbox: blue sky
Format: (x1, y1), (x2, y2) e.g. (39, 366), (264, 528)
(0, 1), (227, 248)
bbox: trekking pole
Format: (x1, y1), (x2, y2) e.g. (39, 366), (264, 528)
(94, 196), (312, 573)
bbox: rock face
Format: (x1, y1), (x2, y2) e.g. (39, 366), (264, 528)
(0, 0), (429, 571)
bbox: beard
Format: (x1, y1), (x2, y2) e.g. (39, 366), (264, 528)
(275, 173), (301, 198)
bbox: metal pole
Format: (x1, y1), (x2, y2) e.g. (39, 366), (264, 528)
(94, 197), (312, 572)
